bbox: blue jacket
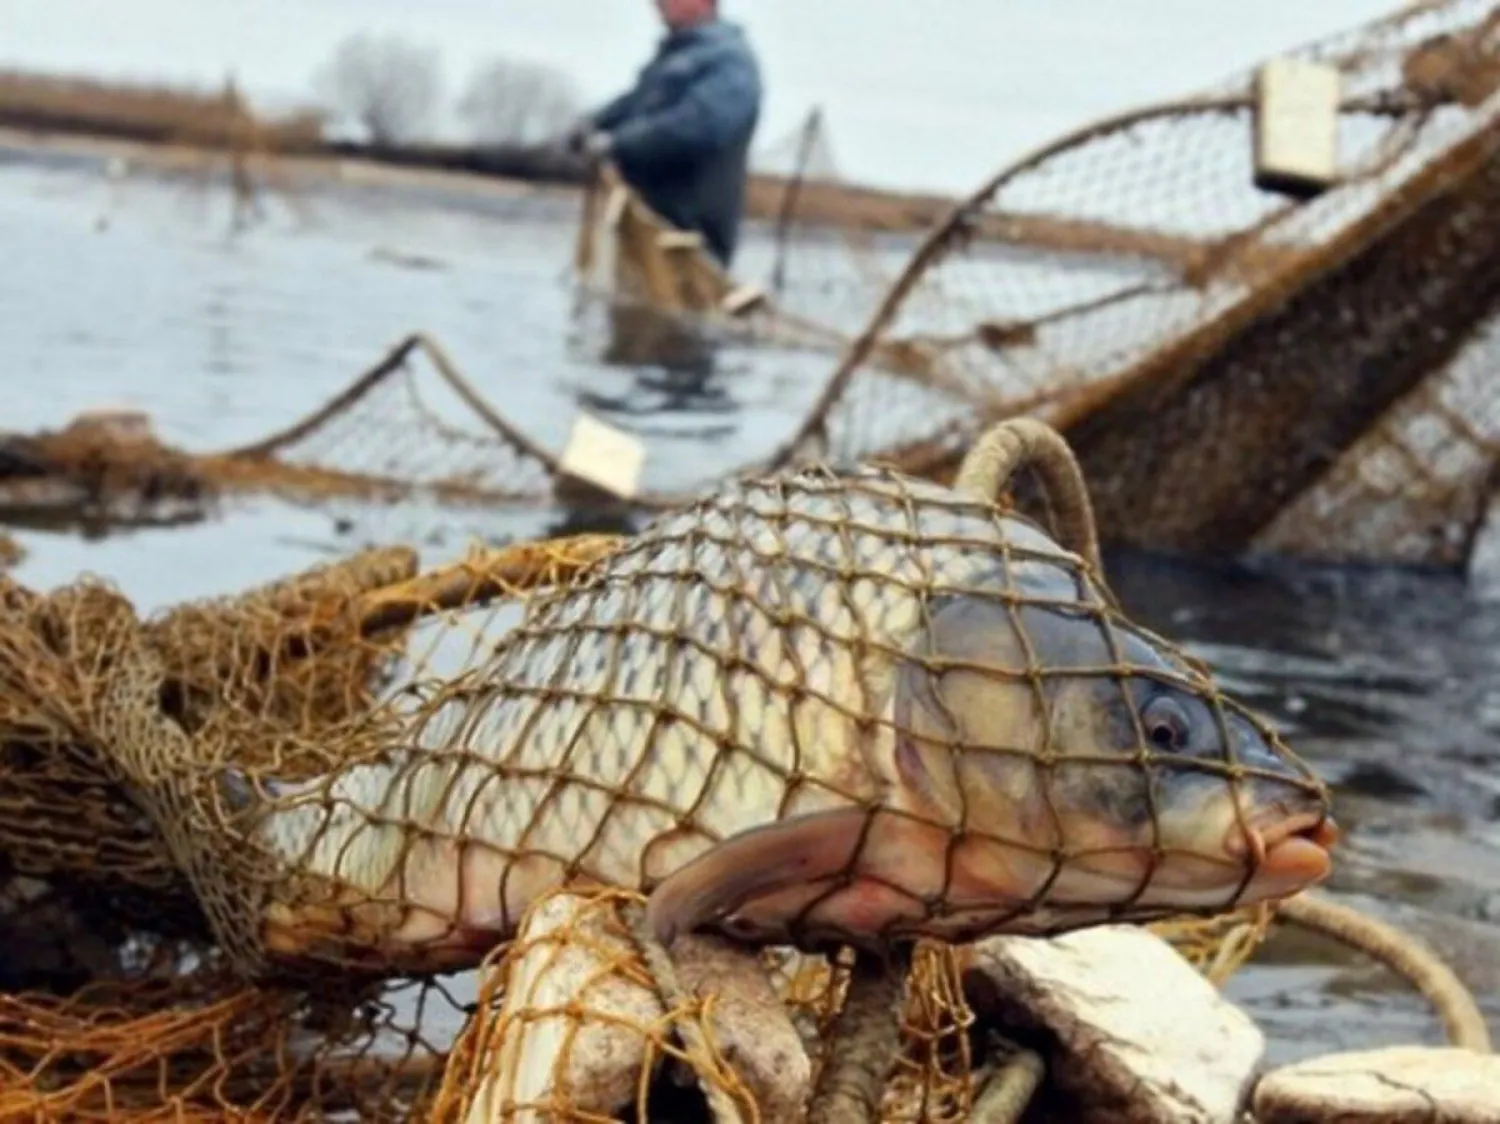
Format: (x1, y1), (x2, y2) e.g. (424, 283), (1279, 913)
(592, 18), (762, 266)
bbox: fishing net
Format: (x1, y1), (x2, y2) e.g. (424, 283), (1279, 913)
(206, 334), (566, 519)
(0, 542), (434, 976)
(571, 107), (907, 347)
(0, 321), (855, 546)
(0, 417), (1333, 1120)
(570, 157), (895, 380)
(1252, 309), (1500, 569)
(744, 107), (905, 332)
(767, 0), (1500, 570)
(0, 535), (620, 1120)
(0, 336), (569, 538)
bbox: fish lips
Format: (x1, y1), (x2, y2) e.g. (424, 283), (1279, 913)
(1225, 807), (1340, 899)
(1012, 798), (1339, 913)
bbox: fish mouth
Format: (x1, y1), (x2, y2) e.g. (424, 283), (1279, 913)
(1030, 805), (1340, 914)
(1227, 809), (1340, 898)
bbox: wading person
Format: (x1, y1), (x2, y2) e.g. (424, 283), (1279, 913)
(570, 0), (763, 268)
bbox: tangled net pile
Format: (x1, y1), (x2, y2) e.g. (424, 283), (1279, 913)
(0, 417), (1484, 1122)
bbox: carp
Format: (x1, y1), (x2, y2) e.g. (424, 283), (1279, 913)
(240, 466), (1335, 968)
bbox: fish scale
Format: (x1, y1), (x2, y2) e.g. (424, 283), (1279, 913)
(255, 466), (1078, 946)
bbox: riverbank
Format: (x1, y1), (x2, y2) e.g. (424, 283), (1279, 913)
(0, 68), (1271, 271)
(0, 68), (962, 230)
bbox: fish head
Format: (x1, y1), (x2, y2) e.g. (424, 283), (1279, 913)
(890, 576), (1336, 931)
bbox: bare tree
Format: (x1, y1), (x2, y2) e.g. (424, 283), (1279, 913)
(457, 57), (582, 147)
(314, 33), (443, 146)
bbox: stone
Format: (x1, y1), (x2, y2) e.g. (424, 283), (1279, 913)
(466, 891), (810, 1124)
(1253, 1045), (1500, 1123)
(466, 892), (659, 1124)
(963, 925), (1266, 1124)
(673, 934), (813, 1124)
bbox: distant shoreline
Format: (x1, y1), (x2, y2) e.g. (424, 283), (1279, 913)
(0, 67), (971, 238)
(0, 68), (1262, 271)
(0, 123), (577, 212)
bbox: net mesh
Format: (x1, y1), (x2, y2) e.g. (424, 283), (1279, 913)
(766, 0), (1500, 570)
(206, 334), (570, 526)
(571, 106), (903, 350)
(0, 438), (1331, 1119)
(569, 156), (892, 382)
(1252, 311), (1500, 568)
(747, 107), (901, 331)
(0, 336), (569, 542)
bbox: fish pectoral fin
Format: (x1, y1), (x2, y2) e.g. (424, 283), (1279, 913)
(643, 806), (880, 947)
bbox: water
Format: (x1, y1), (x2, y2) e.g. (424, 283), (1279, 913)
(1, 132), (1497, 1078)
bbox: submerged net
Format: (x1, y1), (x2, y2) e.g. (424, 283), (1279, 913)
(0, 428), (1330, 1119)
(767, 0), (1500, 570)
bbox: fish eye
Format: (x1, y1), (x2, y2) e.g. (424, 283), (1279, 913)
(1140, 694), (1192, 753)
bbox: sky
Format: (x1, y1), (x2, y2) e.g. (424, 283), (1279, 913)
(4, 0), (1400, 193)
